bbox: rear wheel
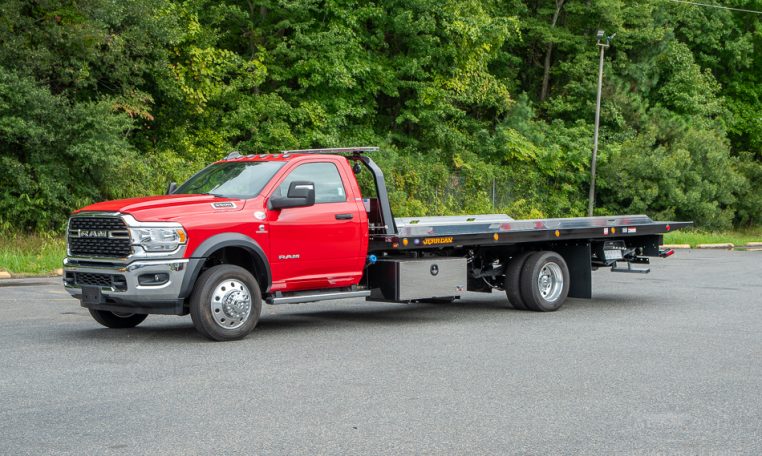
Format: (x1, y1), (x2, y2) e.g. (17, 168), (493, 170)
(504, 251), (534, 310)
(190, 264), (262, 341)
(88, 309), (147, 328)
(520, 251), (570, 312)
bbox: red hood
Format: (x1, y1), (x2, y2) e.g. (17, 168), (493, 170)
(75, 194), (246, 222)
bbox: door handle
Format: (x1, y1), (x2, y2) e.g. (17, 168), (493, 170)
(335, 213), (354, 220)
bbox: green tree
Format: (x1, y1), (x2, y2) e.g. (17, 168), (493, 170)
(0, 68), (144, 231)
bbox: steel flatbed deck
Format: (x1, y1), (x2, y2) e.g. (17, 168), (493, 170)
(369, 214), (692, 252)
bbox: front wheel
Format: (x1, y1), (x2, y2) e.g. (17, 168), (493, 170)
(519, 251), (570, 312)
(190, 265), (262, 341)
(88, 309), (147, 328)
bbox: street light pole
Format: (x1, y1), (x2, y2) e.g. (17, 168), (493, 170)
(588, 30), (613, 217)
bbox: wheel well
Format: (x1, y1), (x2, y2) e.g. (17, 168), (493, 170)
(202, 246), (268, 292)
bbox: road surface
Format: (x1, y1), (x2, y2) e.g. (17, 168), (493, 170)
(1, 250), (760, 454)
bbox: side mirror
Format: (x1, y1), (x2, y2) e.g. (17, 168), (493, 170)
(269, 181), (316, 209)
(167, 182), (177, 195)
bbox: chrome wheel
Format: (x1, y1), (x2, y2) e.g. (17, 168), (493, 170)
(210, 279), (251, 330)
(537, 262), (564, 303)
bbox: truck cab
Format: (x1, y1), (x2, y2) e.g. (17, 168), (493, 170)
(64, 149), (381, 340)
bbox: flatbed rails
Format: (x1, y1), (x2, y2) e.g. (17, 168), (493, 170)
(369, 214), (691, 251)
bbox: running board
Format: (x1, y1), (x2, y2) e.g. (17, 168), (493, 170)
(267, 290), (371, 305)
(610, 262), (650, 274)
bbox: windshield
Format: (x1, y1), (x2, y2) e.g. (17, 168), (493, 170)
(175, 161), (285, 198)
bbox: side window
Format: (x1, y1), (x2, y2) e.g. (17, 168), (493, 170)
(277, 162), (347, 204)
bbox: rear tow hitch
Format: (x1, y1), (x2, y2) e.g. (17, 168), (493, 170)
(610, 261), (650, 274)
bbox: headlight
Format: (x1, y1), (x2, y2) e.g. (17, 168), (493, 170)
(130, 227), (187, 252)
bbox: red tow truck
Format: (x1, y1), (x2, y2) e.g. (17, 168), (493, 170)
(63, 147), (691, 340)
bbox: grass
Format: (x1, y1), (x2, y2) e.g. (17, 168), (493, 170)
(663, 228), (762, 248)
(0, 234), (66, 276)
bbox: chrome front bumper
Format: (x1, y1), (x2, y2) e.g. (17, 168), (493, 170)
(63, 257), (191, 313)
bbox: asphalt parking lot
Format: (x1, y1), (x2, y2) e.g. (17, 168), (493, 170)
(1, 249), (761, 455)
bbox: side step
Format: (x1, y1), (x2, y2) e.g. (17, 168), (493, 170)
(267, 289), (371, 305)
(610, 261), (650, 274)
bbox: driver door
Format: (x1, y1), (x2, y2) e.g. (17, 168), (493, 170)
(267, 161), (365, 291)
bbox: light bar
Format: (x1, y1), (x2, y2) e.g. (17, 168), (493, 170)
(281, 146), (379, 154)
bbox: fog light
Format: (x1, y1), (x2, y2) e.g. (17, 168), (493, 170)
(113, 275), (128, 291)
(138, 273), (169, 286)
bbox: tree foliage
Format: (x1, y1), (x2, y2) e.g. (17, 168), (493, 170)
(0, 0), (760, 231)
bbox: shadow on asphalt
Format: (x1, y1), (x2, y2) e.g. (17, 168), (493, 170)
(58, 294), (663, 342)
(62, 323), (203, 343)
(257, 298), (520, 330)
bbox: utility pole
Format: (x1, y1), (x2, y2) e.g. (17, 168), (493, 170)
(588, 30), (614, 217)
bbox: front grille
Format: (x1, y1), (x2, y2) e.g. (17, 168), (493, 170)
(75, 272), (117, 287)
(69, 217), (126, 231)
(69, 272), (127, 291)
(68, 216), (132, 258)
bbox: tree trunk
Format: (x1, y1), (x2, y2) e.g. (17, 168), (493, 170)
(246, 1), (268, 94)
(540, 0), (565, 102)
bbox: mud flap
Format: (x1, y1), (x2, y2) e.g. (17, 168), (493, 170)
(554, 242), (592, 299)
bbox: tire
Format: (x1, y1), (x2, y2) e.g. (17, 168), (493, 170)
(519, 251), (570, 312)
(504, 251), (534, 310)
(88, 309), (147, 328)
(190, 264), (262, 341)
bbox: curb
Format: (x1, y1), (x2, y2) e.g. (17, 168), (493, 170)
(661, 244), (691, 249)
(745, 242), (762, 247)
(0, 269), (63, 279)
(696, 243), (734, 250)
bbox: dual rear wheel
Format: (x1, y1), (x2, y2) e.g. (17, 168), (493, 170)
(504, 251), (570, 312)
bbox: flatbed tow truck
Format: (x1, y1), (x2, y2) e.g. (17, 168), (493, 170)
(63, 147), (691, 340)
